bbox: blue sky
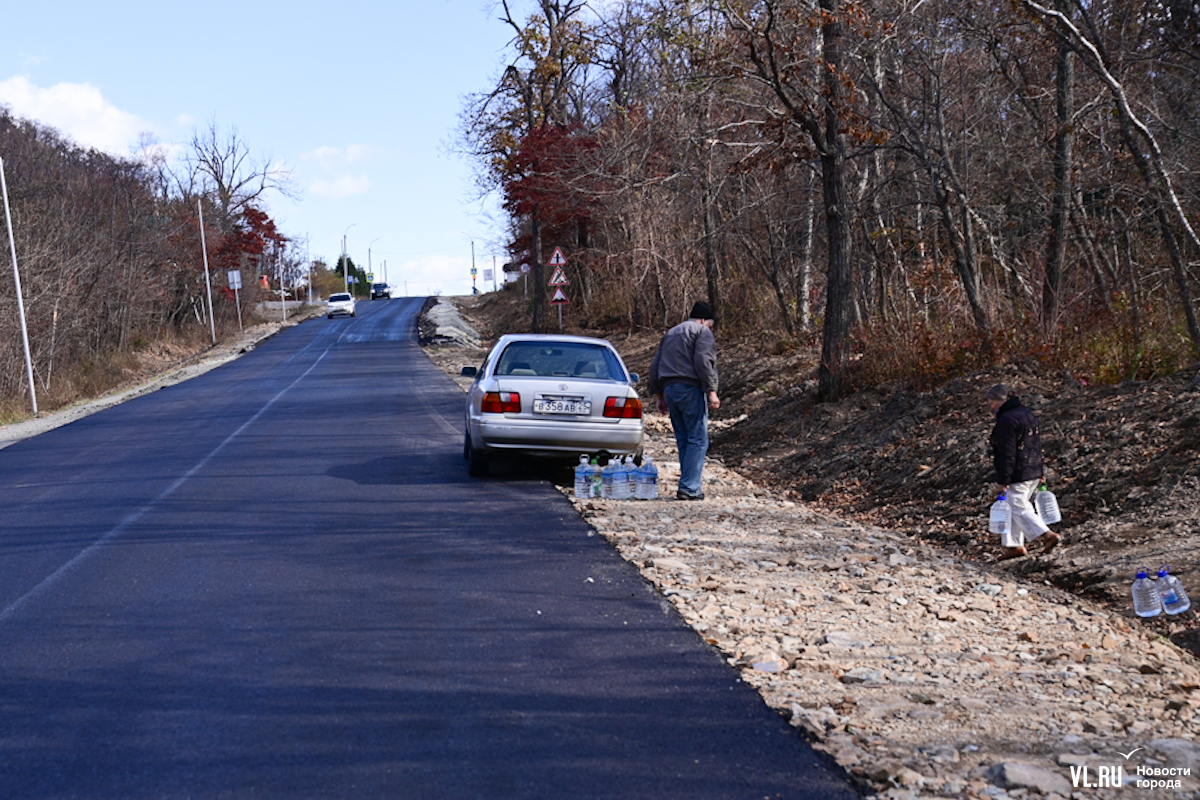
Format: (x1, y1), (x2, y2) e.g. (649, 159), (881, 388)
(0, 1), (534, 296)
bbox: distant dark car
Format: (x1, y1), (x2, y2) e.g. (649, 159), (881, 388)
(371, 283), (391, 300)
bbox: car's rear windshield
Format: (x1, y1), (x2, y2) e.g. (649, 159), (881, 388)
(495, 341), (626, 381)
(329, 293), (352, 302)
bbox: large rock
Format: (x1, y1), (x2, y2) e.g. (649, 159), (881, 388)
(985, 761), (1072, 796)
(824, 631), (874, 649)
(1148, 738), (1200, 771)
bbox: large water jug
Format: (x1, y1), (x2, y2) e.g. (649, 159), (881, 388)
(600, 459), (617, 499)
(574, 455), (591, 499)
(1035, 482), (1062, 525)
(1133, 570), (1164, 618)
(988, 493), (1011, 536)
(635, 455), (659, 500)
(1157, 566), (1192, 615)
(611, 456), (634, 500)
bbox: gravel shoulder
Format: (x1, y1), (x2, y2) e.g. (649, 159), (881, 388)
(424, 295), (1200, 800)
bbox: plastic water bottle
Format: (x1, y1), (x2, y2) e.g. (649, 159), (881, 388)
(1133, 569), (1164, 617)
(612, 456), (633, 500)
(1157, 566), (1191, 615)
(1036, 482), (1062, 524)
(589, 459), (602, 498)
(574, 455), (591, 499)
(988, 493), (1012, 536)
(635, 455), (659, 500)
(600, 459), (617, 499)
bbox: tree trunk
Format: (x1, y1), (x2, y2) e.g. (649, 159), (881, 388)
(817, 0), (853, 403)
(531, 211), (545, 333)
(1042, 0), (1074, 336)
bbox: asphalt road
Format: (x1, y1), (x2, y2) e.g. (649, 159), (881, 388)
(0, 296), (858, 799)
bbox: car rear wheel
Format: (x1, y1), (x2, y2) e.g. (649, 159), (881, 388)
(464, 433), (489, 477)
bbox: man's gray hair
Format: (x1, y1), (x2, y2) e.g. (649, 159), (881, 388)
(986, 383), (1012, 401)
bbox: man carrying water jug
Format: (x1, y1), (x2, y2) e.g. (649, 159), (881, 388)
(987, 384), (1061, 560)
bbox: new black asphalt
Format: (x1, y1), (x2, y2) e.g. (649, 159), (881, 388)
(0, 296), (859, 799)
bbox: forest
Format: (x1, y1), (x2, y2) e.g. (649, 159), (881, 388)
(0, 116), (315, 419)
(459, 0), (1200, 401)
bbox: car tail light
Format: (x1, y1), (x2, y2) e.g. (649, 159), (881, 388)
(603, 396), (642, 419)
(482, 391), (521, 413)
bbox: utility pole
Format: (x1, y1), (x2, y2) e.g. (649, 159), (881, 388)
(1, 157), (37, 414)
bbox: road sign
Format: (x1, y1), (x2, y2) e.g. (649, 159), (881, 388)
(550, 286), (570, 305)
(549, 267), (569, 286)
(520, 263), (531, 274)
(548, 247), (567, 267)
(367, 273), (374, 282)
(227, 270), (242, 290)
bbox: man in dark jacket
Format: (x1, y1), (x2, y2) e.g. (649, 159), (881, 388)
(988, 384), (1060, 560)
(649, 301), (720, 500)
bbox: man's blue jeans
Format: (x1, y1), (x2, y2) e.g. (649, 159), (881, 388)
(663, 382), (708, 496)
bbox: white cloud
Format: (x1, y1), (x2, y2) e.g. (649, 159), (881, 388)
(301, 143), (374, 164)
(309, 174), (372, 198)
(0, 75), (151, 154)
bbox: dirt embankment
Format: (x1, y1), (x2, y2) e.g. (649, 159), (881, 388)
(454, 289), (1200, 655)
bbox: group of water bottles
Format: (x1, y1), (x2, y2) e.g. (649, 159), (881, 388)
(987, 481), (1062, 534)
(574, 454), (659, 500)
(1132, 566), (1192, 617)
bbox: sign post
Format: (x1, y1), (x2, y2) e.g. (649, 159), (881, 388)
(228, 270), (243, 331)
(548, 249), (570, 330)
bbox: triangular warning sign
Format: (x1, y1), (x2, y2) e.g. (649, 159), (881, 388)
(550, 286), (570, 304)
(549, 267), (569, 286)
(548, 247), (568, 266)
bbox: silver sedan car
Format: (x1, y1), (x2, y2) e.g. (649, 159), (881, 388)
(326, 292), (356, 318)
(461, 333), (644, 477)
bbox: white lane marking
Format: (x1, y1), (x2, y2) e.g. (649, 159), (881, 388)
(0, 348), (332, 625)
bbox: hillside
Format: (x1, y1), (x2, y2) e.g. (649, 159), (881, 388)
(450, 288), (1200, 656)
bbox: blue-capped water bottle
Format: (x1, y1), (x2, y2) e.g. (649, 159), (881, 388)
(574, 454), (591, 499)
(1133, 569), (1164, 618)
(600, 458), (617, 499)
(1157, 566), (1191, 615)
(635, 455), (659, 500)
(612, 456), (634, 500)
(988, 492), (1012, 536)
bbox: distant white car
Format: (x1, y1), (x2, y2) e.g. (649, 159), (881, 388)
(461, 333), (644, 477)
(327, 292), (356, 318)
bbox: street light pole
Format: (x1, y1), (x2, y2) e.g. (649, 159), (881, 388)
(342, 223), (356, 293)
(368, 237), (380, 290)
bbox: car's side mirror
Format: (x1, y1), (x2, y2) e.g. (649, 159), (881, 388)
(628, 373), (639, 384)
(460, 366), (478, 378)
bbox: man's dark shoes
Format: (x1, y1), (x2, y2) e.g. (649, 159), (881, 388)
(676, 490), (705, 501)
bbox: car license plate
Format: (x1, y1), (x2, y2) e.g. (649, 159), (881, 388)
(534, 398), (590, 415)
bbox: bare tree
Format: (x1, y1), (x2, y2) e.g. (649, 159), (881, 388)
(185, 122), (297, 231)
